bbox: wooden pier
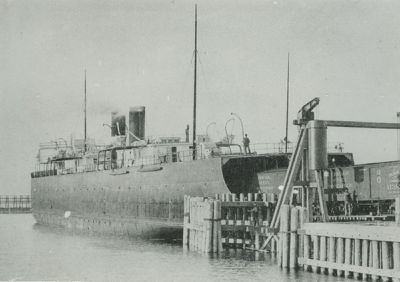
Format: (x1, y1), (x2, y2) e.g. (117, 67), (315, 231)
(183, 194), (400, 281)
(183, 193), (276, 253)
(0, 195), (31, 214)
(299, 222), (400, 281)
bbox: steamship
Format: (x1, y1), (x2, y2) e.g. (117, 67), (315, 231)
(30, 7), (293, 237)
(31, 106), (296, 237)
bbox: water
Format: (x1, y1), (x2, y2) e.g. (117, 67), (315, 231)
(0, 215), (347, 282)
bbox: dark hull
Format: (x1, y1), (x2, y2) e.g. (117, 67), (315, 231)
(31, 158), (232, 238)
(31, 154), (289, 238)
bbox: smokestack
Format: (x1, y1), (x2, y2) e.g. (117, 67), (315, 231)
(129, 106), (145, 144)
(111, 111), (126, 136)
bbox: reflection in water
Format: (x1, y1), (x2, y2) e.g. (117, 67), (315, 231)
(0, 215), (346, 282)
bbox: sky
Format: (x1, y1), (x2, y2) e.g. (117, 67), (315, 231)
(1, 0), (400, 194)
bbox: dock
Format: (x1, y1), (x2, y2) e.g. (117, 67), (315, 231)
(0, 195), (31, 214)
(183, 194), (400, 281)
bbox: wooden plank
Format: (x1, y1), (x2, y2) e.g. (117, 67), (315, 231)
(221, 201), (270, 208)
(303, 223), (400, 242)
(362, 239), (369, 280)
(298, 258), (400, 279)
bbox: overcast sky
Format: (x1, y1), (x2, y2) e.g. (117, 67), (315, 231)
(1, 0), (400, 194)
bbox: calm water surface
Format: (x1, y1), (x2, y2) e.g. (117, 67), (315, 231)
(0, 215), (347, 281)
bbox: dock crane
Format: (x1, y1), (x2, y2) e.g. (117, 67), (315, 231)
(261, 97), (400, 251)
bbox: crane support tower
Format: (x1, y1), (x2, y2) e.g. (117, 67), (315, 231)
(262, 98), (400, 251)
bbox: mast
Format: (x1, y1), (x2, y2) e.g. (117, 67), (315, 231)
(192, 4), (198, 160)
(84, 70), (87, 153)
(285, 53), (290, 154)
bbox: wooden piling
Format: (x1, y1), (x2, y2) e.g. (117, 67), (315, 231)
(278, 233), (283, 267)
(281, 205), (291, 268)
(189, 197), (193, 250)
(362, 239), (369, 280)
(381, 241), (390, 282)
(344, 238), (352, 277)
(396, 197), (400, 226)
(303, 234), (310, 271)
(336, 237), (344, 277)
(328, 236), (336, 275)
(183, 195), (189, 249)
(312, 235), (320, 273)
(205, 199), (214, 253)
(255, 232), (260, 250)
(240, 193), (246, 222)
(393, 242), (400, 282)
(298, 207), (308, 268)
(289, 206), (299, 269)
(271, 236), (276, 254)
(213, 199), (221, 253)
(354, 238), (361, 279)
(371, 240), (379, 281)
(320, 236), (327, 274)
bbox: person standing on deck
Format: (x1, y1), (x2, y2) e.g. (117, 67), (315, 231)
(185, 125), (189, 143)
(111, 148), (117, 171)
(343, 189), (352, 216)
(243, 134), (251, 154)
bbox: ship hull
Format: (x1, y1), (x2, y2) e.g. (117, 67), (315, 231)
(31, 158), (231, 238)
